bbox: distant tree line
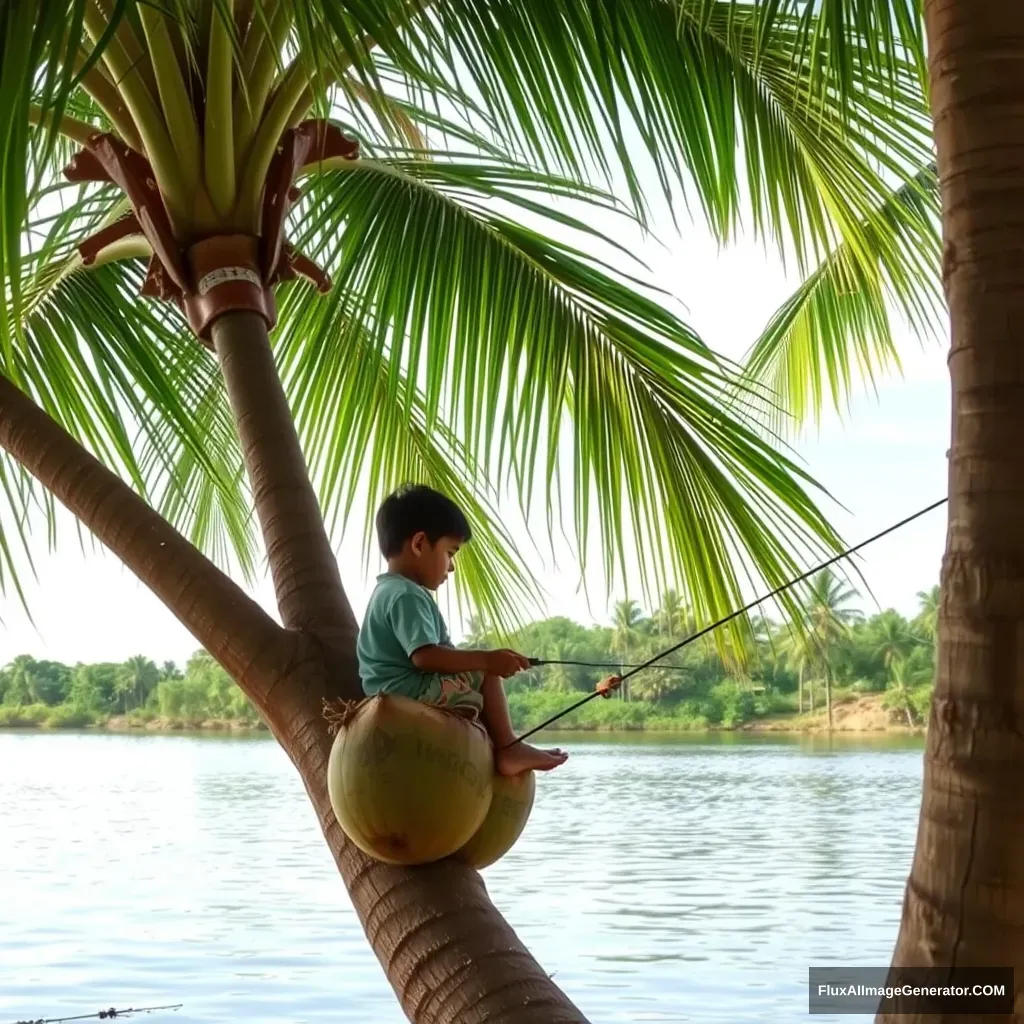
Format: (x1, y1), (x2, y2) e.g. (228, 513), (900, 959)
(0, 651), (263, 728)
(466, 571), (939, 730)
(0, 572), (939, 730)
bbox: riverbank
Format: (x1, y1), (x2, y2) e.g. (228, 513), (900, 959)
(0, 692), (923, 734)
(740, 694), (923, 734)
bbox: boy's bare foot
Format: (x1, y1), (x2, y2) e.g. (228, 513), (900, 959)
(496, 741), (568, 777)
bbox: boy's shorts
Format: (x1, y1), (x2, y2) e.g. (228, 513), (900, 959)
(418, 672), (485, 718)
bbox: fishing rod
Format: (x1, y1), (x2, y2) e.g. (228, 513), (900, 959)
(11, 1005), (182, 1024)
(506, 497), (947, 748)
(528, 657), (691, 671)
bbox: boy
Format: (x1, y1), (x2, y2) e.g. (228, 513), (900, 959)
(357, 484), (620, 776)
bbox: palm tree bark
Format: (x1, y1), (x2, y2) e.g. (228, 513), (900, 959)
(208, 310), (590, 1023)
(211, 311), (356, 652)
(882, 1), (1024, 1018)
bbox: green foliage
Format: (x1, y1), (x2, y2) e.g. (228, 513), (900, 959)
(741, 163), (942, 433)
(2, 0), (941, 646)
(0, 573), (938, 731)
(40, 703), (96, 728)
(469, 572), (937, 727)
(0, 704), (52, 727)
(0, 651), (264, 729)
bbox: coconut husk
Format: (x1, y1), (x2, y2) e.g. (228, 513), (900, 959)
(323, 694), (482, 735)
(323, 697), (364, 735)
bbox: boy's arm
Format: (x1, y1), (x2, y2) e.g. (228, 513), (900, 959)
(387, 590), (529, 679)
(411, 645), (530, 679)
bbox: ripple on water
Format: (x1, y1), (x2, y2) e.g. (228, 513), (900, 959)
(0, 731), (924, 1023)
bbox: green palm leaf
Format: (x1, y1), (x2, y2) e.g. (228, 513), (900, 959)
(0, 0), (938, 641)
(282, 153), (846, 638)
(275, 282), (544, 629)
(5, 184), (550, 627)
(345, 0), (934, 261)
(5, 247), (263, 581)
(741, 164), (943, 432)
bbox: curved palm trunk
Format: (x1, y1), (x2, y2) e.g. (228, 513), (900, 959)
(882, 2), (1024, 1018)
(212, 311), (589, 1022)
(0, 314), (589, 1022)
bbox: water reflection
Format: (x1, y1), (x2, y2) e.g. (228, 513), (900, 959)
(0, 731), (924, 1023)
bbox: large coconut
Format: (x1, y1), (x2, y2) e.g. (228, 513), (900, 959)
(454, 770), (536, 869)
(326, 694), (494, 865)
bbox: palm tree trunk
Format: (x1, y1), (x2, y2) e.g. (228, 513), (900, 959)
(211, 312), (355, 652)
(0, 321), (589, 1021)
(798, 666), (803, 714)
(825, 669), (833, 734)
(209, 310), (591, 1023)
(882, 2), (1024, 1018)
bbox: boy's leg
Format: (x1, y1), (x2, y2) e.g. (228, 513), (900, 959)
(480, 673), (518, 748)
(480, 674), (569, 777)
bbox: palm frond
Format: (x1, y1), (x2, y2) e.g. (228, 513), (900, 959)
(1, 0), (88, 349)
(736, 0), (928, 97)
(286, 153), (848, 641)
(3, 198), (263, 585)
(0, 0), (932, 643)
(334, 0), (935, 270)
(275, 281), (545, 630)
(741, 164), (942, 434)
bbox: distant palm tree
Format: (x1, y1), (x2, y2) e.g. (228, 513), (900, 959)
(656, 589), (683, 639)
(612, 599), (645, 701)
(612, 599), (644, 653)
(544, 641), (578, 693)
(882, 656), (929, 729)
(462, 614), (493, 649)
(872, 610), (920, 669)
(915, 585), (940, 641)
(116, 655), (160, 712)
(3, 655), (36, 706)
(782, 629), (815, 713)
(796, 569), (861, 731)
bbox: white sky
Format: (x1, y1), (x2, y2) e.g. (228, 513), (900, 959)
(0, 176), (950, 670)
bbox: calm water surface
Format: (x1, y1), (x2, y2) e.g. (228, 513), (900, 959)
(0, 731), (926, 1023)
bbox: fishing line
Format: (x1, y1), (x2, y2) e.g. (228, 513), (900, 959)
(506, 497), (948, 748)
(528, 657), (690, 671)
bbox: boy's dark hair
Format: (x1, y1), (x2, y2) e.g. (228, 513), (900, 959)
(375, 485), (472, 557)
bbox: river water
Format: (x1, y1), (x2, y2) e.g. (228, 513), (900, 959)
(0, 730), (926, 1023)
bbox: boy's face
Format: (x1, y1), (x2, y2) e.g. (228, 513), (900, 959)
(409, 533), (463, 590)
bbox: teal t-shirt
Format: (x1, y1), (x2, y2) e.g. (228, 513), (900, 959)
(357, 573), (451, 698)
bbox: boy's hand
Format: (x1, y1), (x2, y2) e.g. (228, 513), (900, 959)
(596, 675), (622, 698)
(486, 649), (531, 678)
